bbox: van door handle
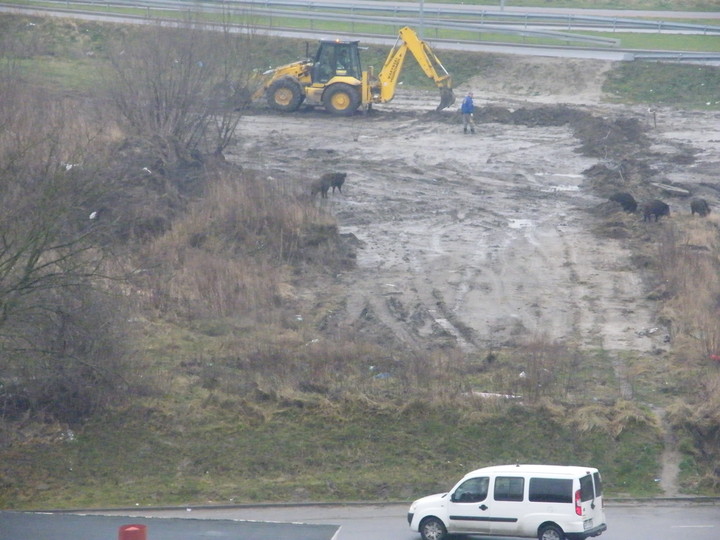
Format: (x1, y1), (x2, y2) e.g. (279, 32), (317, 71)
(479, 504), (488, 511)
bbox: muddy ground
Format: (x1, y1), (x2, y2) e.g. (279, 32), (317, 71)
(231, 56), (720, 358)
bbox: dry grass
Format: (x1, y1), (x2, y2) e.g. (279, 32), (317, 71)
(638, 214), (720, 491)
(655, 216), (720, 359)
(136, 166), (339, 320)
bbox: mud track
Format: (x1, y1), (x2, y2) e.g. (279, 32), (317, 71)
(231, 57), (720, 357)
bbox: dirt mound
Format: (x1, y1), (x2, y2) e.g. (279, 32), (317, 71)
(464, 56), (613, 105)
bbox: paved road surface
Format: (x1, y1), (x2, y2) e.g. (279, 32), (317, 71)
(5, 500), (716, 540)
(0, 510), (339, 540)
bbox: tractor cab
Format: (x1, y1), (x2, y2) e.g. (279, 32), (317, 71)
(312, 40), (362, 83)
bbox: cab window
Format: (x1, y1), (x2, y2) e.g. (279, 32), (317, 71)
(452, 477), (489, 503)
(494, 476), (524, 502)
(336, 46), (360, 78)
(314, 45), (335, 83)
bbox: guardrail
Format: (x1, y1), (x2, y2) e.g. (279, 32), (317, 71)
(4, 0), (720, 62)
(220, 0), (720, 35)
(25, 0), (720, 40)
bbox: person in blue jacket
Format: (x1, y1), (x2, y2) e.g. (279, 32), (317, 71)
(460, 91), (476, 134)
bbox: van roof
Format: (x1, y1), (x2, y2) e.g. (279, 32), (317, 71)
(463, 464), (599, 478)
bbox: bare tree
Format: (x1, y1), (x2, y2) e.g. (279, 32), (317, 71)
(0, 62), (137, 423)
(104, 13), (260, 156)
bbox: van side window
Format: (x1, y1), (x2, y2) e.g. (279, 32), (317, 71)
(580, 474), (595, 502)
(528, 478), (573, 503)
(494, 476), (524, 502)
(452, 477), (489, 503)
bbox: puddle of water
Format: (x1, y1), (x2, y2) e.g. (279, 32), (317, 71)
(540, 184), (581, 193)
(536, 172), (584, 179)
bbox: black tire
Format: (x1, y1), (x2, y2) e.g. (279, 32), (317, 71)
(538, 524), (565, 540)
(322, 83), (361, 116)
(419, 517), (447, 540)
(266, 78), (304, 112)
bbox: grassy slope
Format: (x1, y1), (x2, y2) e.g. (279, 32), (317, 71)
(4, 401), (663, 509)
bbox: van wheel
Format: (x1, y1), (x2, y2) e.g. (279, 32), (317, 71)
(538, 524), (565, 540)
(419, 517), (447, 540)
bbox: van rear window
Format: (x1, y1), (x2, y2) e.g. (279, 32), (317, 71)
(580, 474), (595, 501)
(528, 478), (573, 503)
(593, 472), (603, 496)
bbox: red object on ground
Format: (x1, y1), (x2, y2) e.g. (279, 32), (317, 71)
(119, 524), (147, 540)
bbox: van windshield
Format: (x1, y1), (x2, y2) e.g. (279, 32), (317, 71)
(580, 474), (595, 502)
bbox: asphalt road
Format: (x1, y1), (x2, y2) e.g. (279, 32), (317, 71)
(5, 500), (717, 540)
(0, 510), (338, 540)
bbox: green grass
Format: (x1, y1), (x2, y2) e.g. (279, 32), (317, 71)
(603, 62), (720, 108)
(16, 57), (103, 90)
(3, 399), (663, 509)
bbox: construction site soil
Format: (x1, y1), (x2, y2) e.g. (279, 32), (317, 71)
(231, 56), (720, 358)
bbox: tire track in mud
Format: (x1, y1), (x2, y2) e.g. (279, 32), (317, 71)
(233, 103), (662, 355)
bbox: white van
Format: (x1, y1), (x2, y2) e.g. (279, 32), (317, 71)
(407, 464), (607, 540)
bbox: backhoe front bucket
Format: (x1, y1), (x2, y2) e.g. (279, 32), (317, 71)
(437, 87), (456, 111)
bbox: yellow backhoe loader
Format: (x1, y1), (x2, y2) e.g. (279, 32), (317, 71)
(253, 26), (455, 116)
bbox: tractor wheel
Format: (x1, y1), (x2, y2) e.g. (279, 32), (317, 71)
(266, 78), (304, 112)
(323, 83), (360, 116)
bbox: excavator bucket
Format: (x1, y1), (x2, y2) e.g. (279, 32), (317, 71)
(437, 87), (456, 111)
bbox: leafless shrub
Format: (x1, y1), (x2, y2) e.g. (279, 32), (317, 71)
(137, 167), (343, 319)
(399, 348), (471, 404)
(103, 14), (259, 156)
(508, 335), (578, 403)
(666, 373), (720, 490)
(0, 66), (141, 423)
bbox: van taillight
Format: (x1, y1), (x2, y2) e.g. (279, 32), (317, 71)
(574, 489), (582, 516)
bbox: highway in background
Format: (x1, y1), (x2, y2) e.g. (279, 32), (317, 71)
(254, 0), (720, 20)
(2, 0), (719, 62)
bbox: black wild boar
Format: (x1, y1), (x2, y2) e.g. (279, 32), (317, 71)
(323, 172), (347, 194)
(310, 176), (331, 198)
(691, 198), (711, 217)
(609, 192), (638, 213)
(642, 199), (670, 222)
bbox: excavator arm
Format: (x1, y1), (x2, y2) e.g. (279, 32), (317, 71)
(376, 26), (455, 111)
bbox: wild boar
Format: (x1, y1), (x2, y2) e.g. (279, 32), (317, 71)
(642, 199), (670, 222)
(691, 198), (711, 217)
(609, 192), (638, 213)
